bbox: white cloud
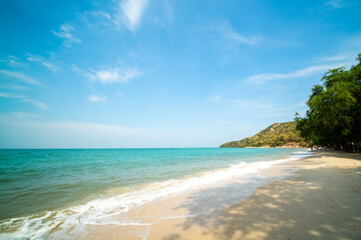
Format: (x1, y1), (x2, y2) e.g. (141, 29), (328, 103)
(0, 93), (48, 110)
(325, 0), (346, 8)
(52, 24), (82, 47)
(0, 70), (43, 87)
(26, 54), (58, 72)
(89, 95), (106, 102)
(83, 1), (171, 31)
(95, 67), (140, 83)
(114, 0), (149, 31)
(73, 64), (141, 84)
(244, 62), (351, 85)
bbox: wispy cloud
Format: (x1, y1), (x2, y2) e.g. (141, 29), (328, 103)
(22, 99), (48, 110)
(73, 64), (141, 84)
(114, 0), (149, 31)
(200, 21), (262, 65)
(0, 55), (27, 66)
(52, 24), (82, 47)
(90, 11), (111, 20)
(223, 25), (262, 46)
(325, 0), (346, 8)
(0, 70), (43, 87)
(80, 10), (113, 29)
(317, 51), (361, 63)
(89, 95), (106, 102)
(319, 54), (348, 61)
(0, 93), (48, 110)
(213, 22), (262, 46)
(26, 53), (58, 72)
(0, 84), (28, 91)
(95, 67), (140, 83)
(72, 65), (96, 81)
(82, 0), (170, 31)
(244, 62), (351, 85)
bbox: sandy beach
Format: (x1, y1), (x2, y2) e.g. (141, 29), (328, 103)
(2, 150), (360, 240)
(145, 150), (361, 240)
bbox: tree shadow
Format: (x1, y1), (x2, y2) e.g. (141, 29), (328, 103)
(161, 155), (361, 240)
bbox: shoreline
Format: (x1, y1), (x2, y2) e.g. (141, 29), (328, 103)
(0, 148), (307, 240)
(2, 149), (360, 239)
(146, 150), (361, 240)
(60, 150), (311, 240)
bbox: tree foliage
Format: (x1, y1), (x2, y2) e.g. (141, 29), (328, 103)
(295, 54), (361, 151)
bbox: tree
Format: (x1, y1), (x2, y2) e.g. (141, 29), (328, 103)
(296, 54), (361, 151)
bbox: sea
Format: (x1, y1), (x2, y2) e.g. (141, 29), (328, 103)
(0, 148), (311, 239)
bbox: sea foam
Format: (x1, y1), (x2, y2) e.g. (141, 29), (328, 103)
(0, 150), (312, 240)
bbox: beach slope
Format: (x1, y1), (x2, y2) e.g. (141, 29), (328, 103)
(148, 151), (361, 240)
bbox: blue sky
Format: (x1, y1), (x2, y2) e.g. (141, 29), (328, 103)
(0, 0), (360, 148)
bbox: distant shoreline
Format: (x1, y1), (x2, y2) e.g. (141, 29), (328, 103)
(244, 145), (306, 148)
(224, 144), (307, 148)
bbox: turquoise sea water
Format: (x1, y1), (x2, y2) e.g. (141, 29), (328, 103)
(0, 148), (310, 239)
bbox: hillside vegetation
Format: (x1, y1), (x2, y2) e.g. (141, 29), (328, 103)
(220, 121), (309, 148)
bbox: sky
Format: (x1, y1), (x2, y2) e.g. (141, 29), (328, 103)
(0, 0), (360, 148)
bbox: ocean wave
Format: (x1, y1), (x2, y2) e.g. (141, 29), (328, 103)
(0, 150), (311, 239)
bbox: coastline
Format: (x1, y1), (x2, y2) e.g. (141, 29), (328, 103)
(60, 149), (311, 240)
(0, 148), (306, 240)
(243, 145), (305, 148)
(2, 149), (360, 239)
(146, 150), (361, 240)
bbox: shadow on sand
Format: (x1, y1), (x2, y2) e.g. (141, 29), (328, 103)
(161, 151), (361, 240)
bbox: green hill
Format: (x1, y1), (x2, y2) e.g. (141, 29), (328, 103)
(220, 121), (310, 148)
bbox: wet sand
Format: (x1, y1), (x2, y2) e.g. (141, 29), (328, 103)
(146, 150), (361, 240)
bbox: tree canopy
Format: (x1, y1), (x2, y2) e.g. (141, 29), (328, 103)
(296, 54), (361, 151)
